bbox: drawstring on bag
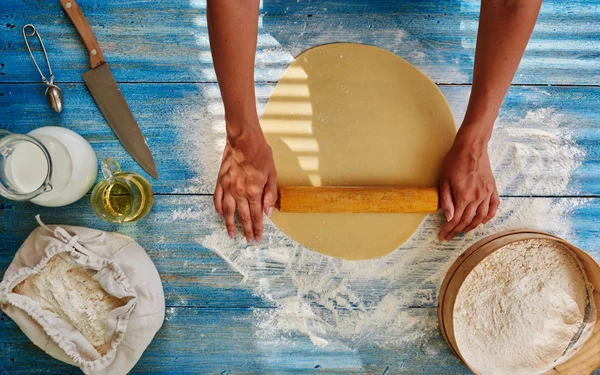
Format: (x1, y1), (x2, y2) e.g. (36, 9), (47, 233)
(35, 215), (102, 256)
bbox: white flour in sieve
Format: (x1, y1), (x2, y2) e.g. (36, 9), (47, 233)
(453, 239), (595, 375)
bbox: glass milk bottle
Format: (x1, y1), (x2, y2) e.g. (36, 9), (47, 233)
(0, 127), (97, 207)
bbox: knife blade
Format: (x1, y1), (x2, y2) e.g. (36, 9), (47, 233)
(60, 0), (158, 179)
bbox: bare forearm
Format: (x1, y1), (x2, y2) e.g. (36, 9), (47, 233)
(461, 0), (542, 143)
(207, 0), (261, 142)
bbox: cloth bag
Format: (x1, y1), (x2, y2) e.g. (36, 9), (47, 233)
(0, 216), (165, 375)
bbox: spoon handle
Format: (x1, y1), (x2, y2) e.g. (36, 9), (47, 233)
(59, 0), (105, 69)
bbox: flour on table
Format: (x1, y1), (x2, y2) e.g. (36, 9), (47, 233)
(179, 1), (588, 352)
(193, 106), (586, 351)
(490, 108), (584, 195)
(454, 239), (595, 375)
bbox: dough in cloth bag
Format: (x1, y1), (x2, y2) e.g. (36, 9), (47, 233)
(0, 216), (165, 375)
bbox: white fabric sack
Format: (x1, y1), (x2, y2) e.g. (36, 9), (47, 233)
(0, 216), (165, 375)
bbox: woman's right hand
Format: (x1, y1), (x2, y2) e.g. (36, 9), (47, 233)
(214, 123), (278, 243)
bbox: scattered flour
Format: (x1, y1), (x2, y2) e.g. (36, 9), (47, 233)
(490, 108), (585, 195)
(181, 4), (587, 351)
(193, 107), (586, 351)
(454, 239), (594, 375)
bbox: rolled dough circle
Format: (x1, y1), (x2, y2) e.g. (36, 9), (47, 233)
(261, 43), (456, 260)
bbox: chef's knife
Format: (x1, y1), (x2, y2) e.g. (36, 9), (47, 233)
(60, 0), (158, 179)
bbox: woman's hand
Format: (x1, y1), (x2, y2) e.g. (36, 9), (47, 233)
(214, 124), (278, 243)
(439, 129), (499, 240)
(435, 0), (541, 240)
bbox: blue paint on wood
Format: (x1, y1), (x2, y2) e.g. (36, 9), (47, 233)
(1, 196), (600, 308)
(1, 83), (600, 196)
(1, 0), (600, 373)
(1, 0), (599, 84)
(0, 196), (271, 310)
(0, 307), (473, 374)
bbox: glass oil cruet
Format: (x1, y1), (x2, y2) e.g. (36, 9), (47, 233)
(91, 158), (154, 224)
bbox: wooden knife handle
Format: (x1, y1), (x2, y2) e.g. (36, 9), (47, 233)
(60, 0), (105, 68)
(276, 186), (439, 213)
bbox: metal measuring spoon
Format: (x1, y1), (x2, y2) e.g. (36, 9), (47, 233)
(23, 24), (63, 113)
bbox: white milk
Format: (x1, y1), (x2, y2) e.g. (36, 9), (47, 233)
(34, 134), (73, 193)
(29, 127), (97, 207)
(9, 142), (49, 193)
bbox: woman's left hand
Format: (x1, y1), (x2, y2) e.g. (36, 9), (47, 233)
(438, 130), (500, 240)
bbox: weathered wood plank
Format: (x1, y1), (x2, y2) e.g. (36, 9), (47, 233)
(0, 306), (475, 374)
(1, 0), (599, 84)
(1, 83), (598, 196)
(1, 195), (599, 311)
(0, 196), (268, 309)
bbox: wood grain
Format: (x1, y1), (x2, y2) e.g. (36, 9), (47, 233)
(1, 83), (599, 196)
(1, 0), (600, 373)
(0, 0), (599, 84)
(0, 196), (598, 373)
(277, 186), (439, 213)
(0, 306), (471, 374)
(59, 0), (106, 69)
(1, 196), (599, 310)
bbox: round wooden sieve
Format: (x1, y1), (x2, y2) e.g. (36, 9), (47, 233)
(438, 230), (600, 375)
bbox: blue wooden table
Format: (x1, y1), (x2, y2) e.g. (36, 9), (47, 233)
(1, 0), (600, 373)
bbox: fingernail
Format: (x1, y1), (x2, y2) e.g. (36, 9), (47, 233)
(228, 231), (235, 239)
(445, 212), (452, 222)
(246, 237), (254, 244)
(267, 206), (273, 218)
(256, 236), (262, 243)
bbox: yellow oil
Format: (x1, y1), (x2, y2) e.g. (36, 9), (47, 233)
(91, 172), (154, 223)
(103, 182), (133, 217)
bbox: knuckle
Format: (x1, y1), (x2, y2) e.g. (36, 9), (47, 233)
(251, 212), (263, 222)
(450, 215), (462, 224)
(235, 184), (246, 197)
(239, 212), (252, 223)
(459, 216), (471, 225)
(455, 196), (468, 207)
(219, 175), (231, 189)
(247, 187), (262, 202)
(222, 205), (235, 216)
(448, 219), (459, 227)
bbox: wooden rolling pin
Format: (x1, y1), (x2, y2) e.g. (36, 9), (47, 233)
(276, 186), (439, 213)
